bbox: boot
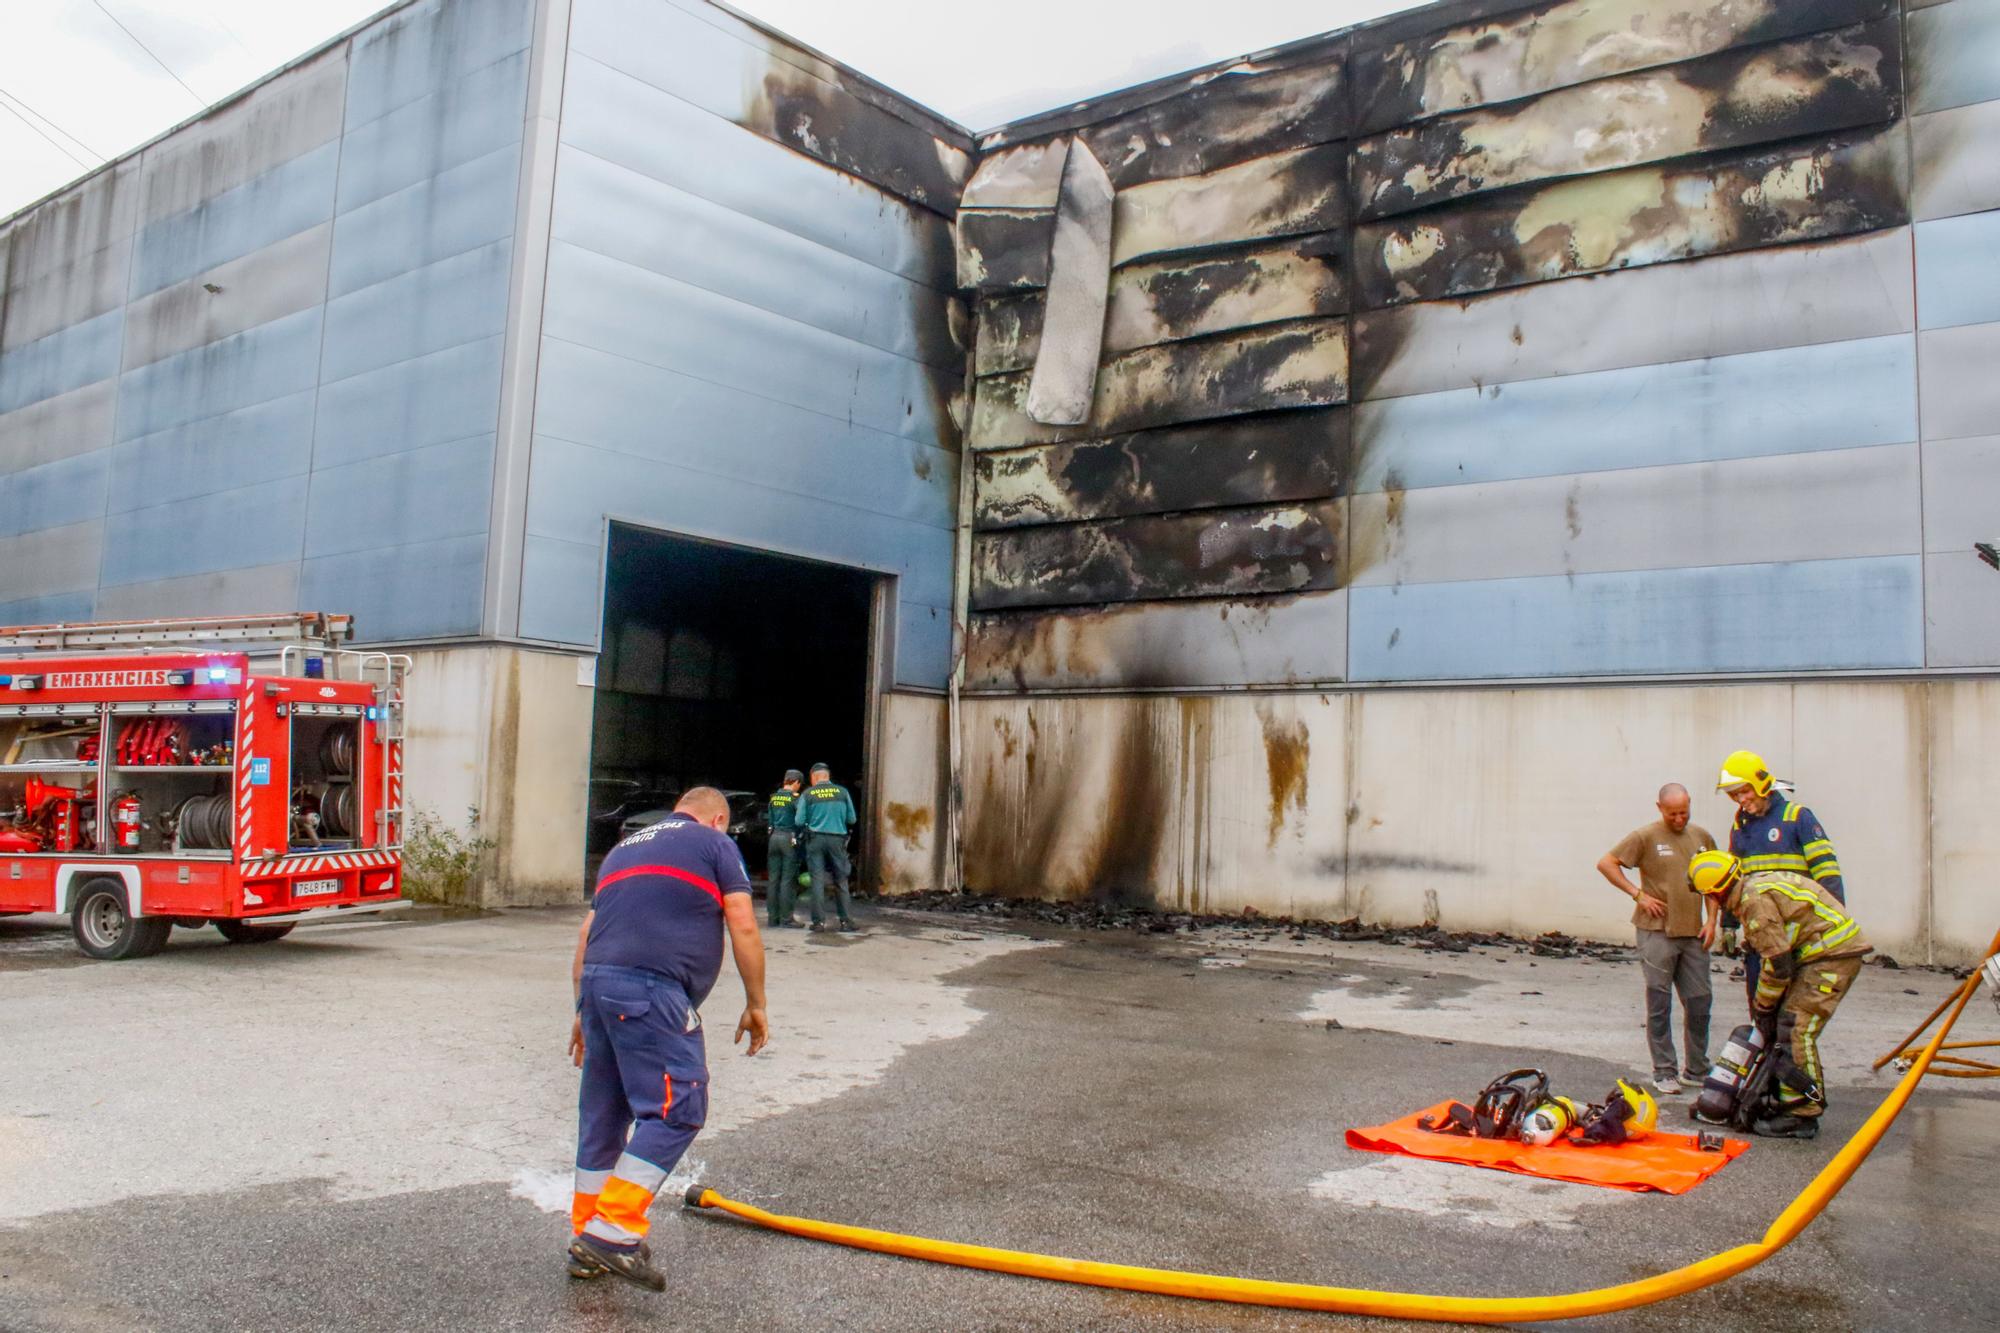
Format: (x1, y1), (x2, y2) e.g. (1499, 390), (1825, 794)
(1751, 1113), (1820, 1140)
(569, 1235), (666, 1291)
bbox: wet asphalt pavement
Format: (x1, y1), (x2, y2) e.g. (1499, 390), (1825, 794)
(0, 908), (1994, 1332)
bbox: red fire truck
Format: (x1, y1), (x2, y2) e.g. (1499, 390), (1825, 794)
(0, 613), (409, 960)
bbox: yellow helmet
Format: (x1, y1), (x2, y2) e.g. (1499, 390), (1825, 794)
(1687, 849), (1741, 897)
(1615, 1080), (1659, 1137)
(1716, 749), (1775, 797)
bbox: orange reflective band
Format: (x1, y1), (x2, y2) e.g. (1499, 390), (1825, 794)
(596, 1177), (659, 1238)
(571, 1192), (600, 1235)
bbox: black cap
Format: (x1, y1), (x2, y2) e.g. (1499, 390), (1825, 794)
(783, 769), (804, 783)
(810, 761), (830, 774)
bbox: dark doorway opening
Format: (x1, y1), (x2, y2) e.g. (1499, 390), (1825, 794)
(585, 523), (880, 894)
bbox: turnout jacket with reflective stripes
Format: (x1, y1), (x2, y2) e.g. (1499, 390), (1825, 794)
(1726, 871), (1871, 1010)
(1729, 798), (1844, 901)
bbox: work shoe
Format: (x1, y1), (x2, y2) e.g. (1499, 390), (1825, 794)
(1654, 1076), (1683, 1095)
(568, 1235), (666, 1292)
(837, 920), (858, 933)
(779, 919), (803, 929)
(1751, 1113), (1821, 1140)
(809, 921), (826, 933)
(565, 1237), (648, 1280)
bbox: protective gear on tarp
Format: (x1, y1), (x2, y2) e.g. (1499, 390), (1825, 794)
(1519, 1096), (1585, 1148)
(1574, 1081), (1658, 1146)
(1416, 1069), (1548, 1140)
(1347, 1103), (1747, 1194)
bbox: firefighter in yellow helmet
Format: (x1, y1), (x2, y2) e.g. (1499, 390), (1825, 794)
(1687, 850), (1871, 1139)
(1715, 750), (1846, 1004)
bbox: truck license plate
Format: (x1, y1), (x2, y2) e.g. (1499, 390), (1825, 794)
(294, 877), (340, 898)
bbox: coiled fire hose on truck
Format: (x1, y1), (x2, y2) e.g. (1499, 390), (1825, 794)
(686, 926), (2000, 1323)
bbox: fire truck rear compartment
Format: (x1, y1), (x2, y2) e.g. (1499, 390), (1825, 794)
(590, 523), (881, 881)
(290, 716), (363, 846)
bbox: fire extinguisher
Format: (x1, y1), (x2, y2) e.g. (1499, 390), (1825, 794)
(113, 792), (143, 851)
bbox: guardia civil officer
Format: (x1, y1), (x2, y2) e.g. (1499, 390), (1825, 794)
(1715, 750), (1846, 1003)
(796, 761), (858, 933)
(765, 769), (804, 928)
(565, 787), (768, 1290)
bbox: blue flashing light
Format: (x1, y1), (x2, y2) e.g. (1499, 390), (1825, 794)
(366, 706), (380, 721)
(303, 656), (325, 679)
(207, 667), (232, 683)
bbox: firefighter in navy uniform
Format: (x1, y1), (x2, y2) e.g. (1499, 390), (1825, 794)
(796, 762), (858, 933)
(765, 770), (804, 928)
(1715, 750), (1846, 1003)
(564, 788), (768, 1290)
(1687, 849), (1870, 1139)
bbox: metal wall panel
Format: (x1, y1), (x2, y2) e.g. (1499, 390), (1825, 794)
(551, 148), (957, 367)
(311, 334), (505, 469)
(122, 223), (332, 370)
(1348, 443), (1921, 588)
(1909, 0), (2000, 114)
(2, 236), (133, 351)
(344, 0), (536, 128)
(542, 240), (951, 445)
(112, 306), (324, 442)
(1912, 100), (2000, 222)
(1915, 210), (2000, 330)
(896, 600), (953, 687)
(532, 338), (956, 530)
(1353, 229), (1914, 401)
(556, 52), (952, 287)
(0, 520), (102, 606)
(334, 50), (531, 213)
(303, 434), (496, 557)
(0, 453), (109, 540)
(1919, 433), (2000, 553)
(106, 390), (317, 514)
(1349, 556), (1924, 680)
(299, 533), (488, 639)
(94, 562), (302, 623)
(0, 307), (122, 415)
(129, 143), (339, 298)
(0, 158), (140, 292)
(1917, 321), (2000, 441)
(319, 238), (514, 385)
(1351, 334), (1917, 493)
(966, 590), (1350, 691)
(0, 380), (116, 475)
(0, 591), (95, 626)
(328, 145), (522, 298)
(1923, 552), (2000, 667)
(97, 476), (310, 588)
(515, 533), (604, 645)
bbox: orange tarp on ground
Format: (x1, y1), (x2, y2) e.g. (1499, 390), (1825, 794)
(1345, 1101), (1748, 1194)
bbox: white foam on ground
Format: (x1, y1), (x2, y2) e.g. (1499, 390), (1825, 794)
(1308, 1157), (1623, 1230)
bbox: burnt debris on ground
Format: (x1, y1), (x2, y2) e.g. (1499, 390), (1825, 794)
(878, 891), (1636, 960)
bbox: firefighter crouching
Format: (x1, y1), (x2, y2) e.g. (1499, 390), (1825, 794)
(1686, 849), (1870, 1140)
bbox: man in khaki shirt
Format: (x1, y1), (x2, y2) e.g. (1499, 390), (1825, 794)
(1596, 784), (1719, 1093)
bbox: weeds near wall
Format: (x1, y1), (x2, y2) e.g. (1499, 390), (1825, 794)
(401, 806), (494, 904)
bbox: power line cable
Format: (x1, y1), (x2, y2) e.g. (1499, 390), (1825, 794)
(92, 0), (207, 108)
(0, 85), (103, 160)
(0, 95), (93, 169)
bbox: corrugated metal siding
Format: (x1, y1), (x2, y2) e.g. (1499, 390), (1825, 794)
(0, 0), (535, 641)
(516, 0), (965, 687)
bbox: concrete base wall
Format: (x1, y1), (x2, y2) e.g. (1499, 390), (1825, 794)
(403, 642), (593, 906)
(959, 679), (1997, 966)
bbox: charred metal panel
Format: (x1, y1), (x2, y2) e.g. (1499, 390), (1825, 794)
(976, 235), (1346, 376)
(743, 59), (971, 214)
(1026, 140), (1115, 424)
(955, 209), (1053, 290)
(1352, 0), (1889, 135)
(967, 60), (1346, 202)
(1113, 142), (1347, 266)
(970, 319), (1347, 448)
(1351, 21), (1901, 222)
(970, 500), (1343, 610)
(1353, 130), (1908, 307)
(965, 590), (1349, 691)
(973, 409), (1346, 529)
(1352, 228), (1914, 402)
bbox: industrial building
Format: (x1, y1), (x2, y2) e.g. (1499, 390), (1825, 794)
(1, 0), (1995, 963)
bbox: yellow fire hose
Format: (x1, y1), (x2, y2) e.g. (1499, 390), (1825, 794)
(687, 929), (2000, 1323)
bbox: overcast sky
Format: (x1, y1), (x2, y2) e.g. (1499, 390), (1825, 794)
(0, 0), (1417, 220)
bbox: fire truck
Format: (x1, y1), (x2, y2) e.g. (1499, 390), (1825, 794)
(0, 613), (410, 960)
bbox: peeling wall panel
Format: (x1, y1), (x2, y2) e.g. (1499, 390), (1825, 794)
(1347, 442), (1920, 589)
(973, 409), (1345, 529)
(1351, 21), (1901, 222)
(965, 59), (1347, 203)
(1908, 0), (2000, 115)
(971, 319), (1346, 448)
(570, 0), (969, 213)
(975, 235), (1345, 375)
(1353, 228), (1914, 401)
(970, 500), (1343, 610)
(1914, 209), (2000, 330)
(1112, 142), (1347, 266)
(965, 590), (1349, 691)
(1349, 555), (1925, 680)
(1352, 0), (1889, 135)
(1912, 99), (2000, 222)
(1353, 130), (1907, 307)
(955, 209), (1053, 290)
(1352, 333), (1916, 493)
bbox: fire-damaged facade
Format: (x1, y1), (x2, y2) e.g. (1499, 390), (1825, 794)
(2, 0), (1997, 964)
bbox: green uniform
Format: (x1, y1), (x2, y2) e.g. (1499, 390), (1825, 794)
(796, 780), (857, 927)
(765, 789), (801, 926)
(1726, 870), (1872, 1119)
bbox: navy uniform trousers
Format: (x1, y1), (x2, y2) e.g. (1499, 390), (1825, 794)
(572, 963), (709, 1247)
